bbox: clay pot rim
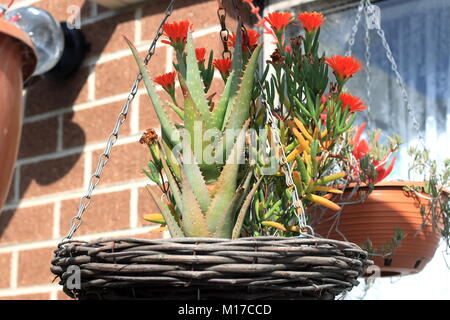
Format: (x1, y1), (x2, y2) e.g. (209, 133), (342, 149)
(0, 19), (37, 81)
(345, 180), (450, 194)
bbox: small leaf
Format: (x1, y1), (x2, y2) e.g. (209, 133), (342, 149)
(145, 185), (184, 237)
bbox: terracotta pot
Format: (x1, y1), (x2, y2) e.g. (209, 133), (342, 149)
(0, 20), (36, 209)
(309, 181), (445, 277)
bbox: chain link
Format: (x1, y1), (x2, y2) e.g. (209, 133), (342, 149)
(217, 0), (232, 59)
(345, 0), (365, 57)
(61, 0), (176, 242)
(364, 4), (373, 129)
(375, 27), (425, 146)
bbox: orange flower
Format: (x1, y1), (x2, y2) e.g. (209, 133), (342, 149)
(195, 48), (206, 63)
(154, 71), (177, 91)
(264, 12), (294, 31)
(339, 93), (367, 113)
(297, 12), (326, 32)
(162, 20), (192, 47)
(228, 29), (260, 52)
(325, 55), (362, 80)
(213, 58), (232, 77)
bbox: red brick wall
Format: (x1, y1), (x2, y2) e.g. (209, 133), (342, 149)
(0, 0), (231, 300)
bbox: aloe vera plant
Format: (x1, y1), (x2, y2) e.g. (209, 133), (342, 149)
(127, 28), (262, 239)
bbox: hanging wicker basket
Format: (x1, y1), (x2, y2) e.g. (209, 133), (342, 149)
(51, 236), (372, 300)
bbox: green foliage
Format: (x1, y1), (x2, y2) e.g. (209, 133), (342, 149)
(131, 27), (262, 238)
(405, 147), (450, 246)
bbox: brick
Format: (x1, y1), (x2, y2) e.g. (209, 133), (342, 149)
(60, 190), (130, 235)
(34, 0), (92, 22)
(57, 290), (74, 300)
(0, 253), (11, 289)
(141, 0), (220, 42)
(18, 118), (58, 159)
(0, 204), (53, 244)
(20, 153), (84, 198)
(0, 292), (51, 300)
(138, 186), (161, 227)
(18, 247), (55, 287)
(91, 142), (149, 184)
(63, 102), (132, 149)
(128, 230), (164, 240)
(25, 67), (90, 117)
(138, 91), (181, 132)
(82, 11), (135, 58)
(95, 48), (166, 99)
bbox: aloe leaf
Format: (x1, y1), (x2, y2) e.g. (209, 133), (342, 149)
(179, 75), (220, 180)
(160, 140), (181, 181)
(145, 185), (184, 237)
(186, 31), (210, 119)
(181, 169), (211, 237)
(221, 26), (244, 129)
(210, 70), (235, 130)
(205, 121), (249, 237)
(124, 37), (179, 147)
(160, 154), (183, 212)
(214, 44), (262, 163)
(212, 168), (254, 238)
(182, 137), (211, 213)
(167, 101), (184, 120)
(232, 178), (262, 239)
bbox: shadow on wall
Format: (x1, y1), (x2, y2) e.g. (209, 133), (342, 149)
(0, 0), (237, 242)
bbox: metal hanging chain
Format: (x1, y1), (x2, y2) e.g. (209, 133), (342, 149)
(346, 0), (426, 148)
(345, 0), (365, 57)
(364, 5), (373, 129)
(230, 0), (312, 234)
(217, 0), (232, 59)
(61, 0), (176, 243)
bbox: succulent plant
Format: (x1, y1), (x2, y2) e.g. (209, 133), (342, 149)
(127, 28), (262, 238)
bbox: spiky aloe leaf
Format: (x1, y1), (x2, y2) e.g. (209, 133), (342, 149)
(160, 140), (181, 181)
(232, 178), (262, 239)
(125, 37), (179, 147)
(145, 185), (184, 237)
(212, 168), (254, 238)
(221, 24), (244, 129)
(214, 44), (262, 164)
(167, 101), (184, 120)
(182, 137), (211, 213)
(210, 70), (235, 130)
(186, 31), (210, 119)
(181, 169), (211, 237)
(179, 75), (220, 181)
(205, 120), (249, 237)
(160, 154), (183, 212)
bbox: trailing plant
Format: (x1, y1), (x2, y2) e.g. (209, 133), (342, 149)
(405, 147), (450, 247)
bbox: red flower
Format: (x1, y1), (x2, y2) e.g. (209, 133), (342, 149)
(339, 93), (367, 113)
(228, 29), (260, 52)
(352, 122), (370, 160)
(154, 71), (177, 91)
(213, 58), (232, 77)
(162, 20), (192, 47)
(373, 155), (397, 183)
(325, 55), (362, 80)
(351, 122), (396, 183)
(195, 48), (206, 63)
(264, 12), (294, 31)
(297, 12), (326, 32)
